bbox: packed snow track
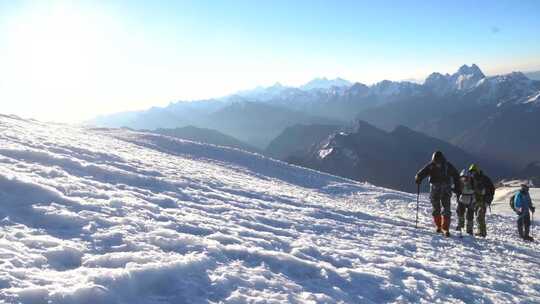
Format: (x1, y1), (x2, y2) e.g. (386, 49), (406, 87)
(0, 115), (538, 303)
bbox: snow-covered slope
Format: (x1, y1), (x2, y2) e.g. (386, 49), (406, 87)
(1, 114), (539, 303)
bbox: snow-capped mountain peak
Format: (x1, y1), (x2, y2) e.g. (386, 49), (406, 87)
(301, 77), (352, 90)
(456, 63), (485, 79)
(235, 82), (292, 101)
(425, 64), (486, 93)
(369, 79), (423, 97)
(477, 70), (540, 106)
(269, 81), (284, 88)
(453, 64), (485, 90)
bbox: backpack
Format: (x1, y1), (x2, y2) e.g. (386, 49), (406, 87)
(459, 175), (475, 205)
(474, 175), (487, 195)
(509, 194), (516, 211)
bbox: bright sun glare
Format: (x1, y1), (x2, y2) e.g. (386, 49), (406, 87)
(0, 2), (287, 123)
(0, 2), (186, 123)
(1, 2), (114, 122)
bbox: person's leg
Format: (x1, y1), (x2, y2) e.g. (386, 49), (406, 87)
(475, 196), (487, 237)
(456, 203), (465, 230)
(466, 206), (474, 234)
(430, 189), (442, 232)
(441, 191), (452, 233)
(517, 215), (525, 238)
(524, 213), (531, 238)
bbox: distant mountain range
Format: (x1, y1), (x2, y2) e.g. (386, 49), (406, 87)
(201, 102), (341, 149)
(88, 64), (540, 189)
(356, 65), (540, 169)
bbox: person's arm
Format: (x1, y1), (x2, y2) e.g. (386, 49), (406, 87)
(449, 163), (460, 194)
(415, 163), (431, 184)
(514, 192), (523, 213)
(484, 175), (495, 204)
(485, 175), (495, 196)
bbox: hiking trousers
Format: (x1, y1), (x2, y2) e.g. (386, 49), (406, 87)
(517, 212), (531, 238)
(430, 184), (451, 217)
(457, 203), (474, 233)
(475, 194), (487, 236)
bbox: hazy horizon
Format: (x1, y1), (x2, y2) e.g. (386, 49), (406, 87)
(1, 0), (540, 123)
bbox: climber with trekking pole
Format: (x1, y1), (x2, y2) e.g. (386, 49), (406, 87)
(415, 151), (460, 236)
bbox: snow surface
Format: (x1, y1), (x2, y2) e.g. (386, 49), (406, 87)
(318, 148), (333, 160)
(1, 114), (539, 303)
(527, 91), (540, 103)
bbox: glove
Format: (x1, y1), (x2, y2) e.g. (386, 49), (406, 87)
(531, 206), (536, 213)
(486, 195), (494, 205)
(415, 175), (421, 184)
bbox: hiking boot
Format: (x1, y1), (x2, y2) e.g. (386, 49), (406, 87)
(444, 231), (451, 237)
(433, 216), (442, 233)
(524, 235), (534, 242)
(442, 216), (451, 233)
(475, 232), (486, 238)
(467, 230), (473, 236)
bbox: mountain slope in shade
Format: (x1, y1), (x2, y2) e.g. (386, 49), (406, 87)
(151, 126), (260, 153)
(91, 107), (186, 130)
(0, 114), (539, 303)
(265, 124), (340, 160)
(203, 101), (343, 149)
(292, 121), (508, 192)
(449, 105), (540, 168)
(525, 70), (540, 81)
(520, 162), (540, 186)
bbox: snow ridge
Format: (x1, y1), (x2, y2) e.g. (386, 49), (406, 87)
(0, 115), (539, 303)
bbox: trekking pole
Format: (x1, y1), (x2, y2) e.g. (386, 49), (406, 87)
(415, 183), (420, 228)
(532, 212), (535, 235)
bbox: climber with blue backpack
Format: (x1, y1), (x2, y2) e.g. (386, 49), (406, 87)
(513, 184), (536, 241)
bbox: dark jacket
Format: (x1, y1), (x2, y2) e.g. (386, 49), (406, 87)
(473, 172), (495, 201)
(416, 160), (459, 188)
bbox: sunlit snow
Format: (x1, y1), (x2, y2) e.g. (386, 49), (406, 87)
(0, 114), (539, 303)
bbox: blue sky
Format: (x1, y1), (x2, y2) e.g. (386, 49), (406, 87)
(0, 0), (539, 122)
